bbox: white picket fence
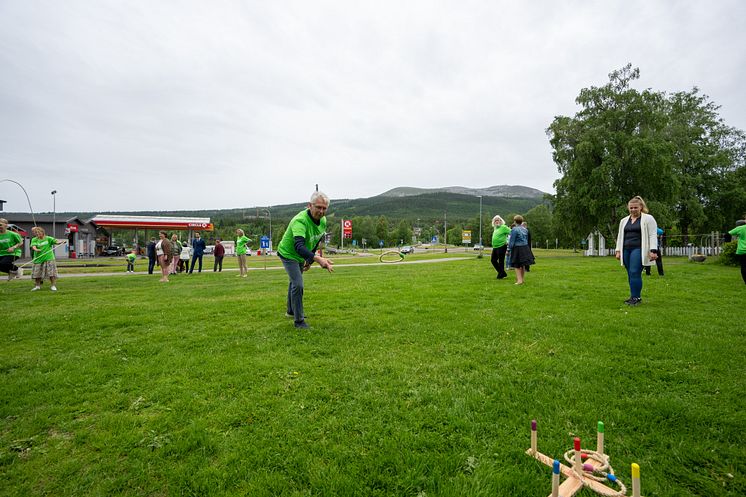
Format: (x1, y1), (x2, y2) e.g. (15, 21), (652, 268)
(591, 246), (722, 257)
(584, 231), (724, 257)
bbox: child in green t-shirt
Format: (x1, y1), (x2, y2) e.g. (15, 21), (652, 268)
(126, 250), (137, 273)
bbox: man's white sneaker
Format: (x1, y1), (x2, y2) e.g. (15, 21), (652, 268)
(50, 286), (58, 291)
(31, 286), (41, 291)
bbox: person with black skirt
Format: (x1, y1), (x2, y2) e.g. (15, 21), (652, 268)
(508, 215), (535, 285)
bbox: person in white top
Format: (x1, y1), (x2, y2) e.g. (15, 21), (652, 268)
(179, 242), (191, 273)
(615, 196), (658, 306)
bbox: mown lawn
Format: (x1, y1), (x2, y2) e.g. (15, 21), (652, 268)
(1, 253), (743, 496)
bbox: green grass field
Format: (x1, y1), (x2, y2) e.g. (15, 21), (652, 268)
(1, 252), (744, 496)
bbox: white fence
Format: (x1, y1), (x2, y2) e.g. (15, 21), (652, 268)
(594, 246), (722, 257)
(585, 231), (724, 257)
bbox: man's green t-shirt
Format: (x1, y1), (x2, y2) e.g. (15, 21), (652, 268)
(126, 253), (136, 262)
(0, 230), (22, 257)
(492, 224), (511, 248)
(31, 236), (57, 263)
(729, 225), (746, 255)
(236, 235), (250, 255)
(278, 210), (327, 263)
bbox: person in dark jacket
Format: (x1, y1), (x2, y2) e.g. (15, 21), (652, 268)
(213, 238), (225, 272)
(508, 215), (535, 285)
(189, 232), (207, 273)
(146, 237), (157, 274)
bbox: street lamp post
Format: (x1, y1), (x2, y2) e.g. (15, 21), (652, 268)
(478, 195), (483, 258)
(443, 211), (447, 253)
(51, 190), (57, 238)
(264, 208), (272, 253)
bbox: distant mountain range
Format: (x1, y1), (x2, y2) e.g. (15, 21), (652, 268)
(379, 185), (546, 199)
(46, 185), (549, 224)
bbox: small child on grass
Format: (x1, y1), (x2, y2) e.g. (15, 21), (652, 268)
(126, 250), (136, 273)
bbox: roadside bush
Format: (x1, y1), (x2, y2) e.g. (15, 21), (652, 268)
(718, 241), (739, 266)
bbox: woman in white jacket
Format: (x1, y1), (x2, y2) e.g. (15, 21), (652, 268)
(615, 196), (658, 306)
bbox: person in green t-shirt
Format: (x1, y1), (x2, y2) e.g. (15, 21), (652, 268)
(126, 250), (137, 273)
(0, 218), (24, 280)
(728, 218), (746, 284)
(278, 191), (334, 329)
(490, 215), (511, 279)
(30, 226), (64, 291)
(235, 228), (252, 277)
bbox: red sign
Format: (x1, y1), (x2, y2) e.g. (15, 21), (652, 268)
(92, 219), (214, 231)
(343, 219), (352, 239)
(66, 223), (79, 232)
(188, 222), (211, 229)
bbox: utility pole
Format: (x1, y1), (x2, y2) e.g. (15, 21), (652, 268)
(264, 208), (272, 253)
(444, 211), (447, 253)
(51, 190), (57, 238)
(478, 195), (483, 258)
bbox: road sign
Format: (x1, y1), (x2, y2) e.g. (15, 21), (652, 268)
(343, 219), (353, 239)
(260, 236), (270, 249)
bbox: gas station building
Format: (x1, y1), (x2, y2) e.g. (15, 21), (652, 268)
(89, 215), (214, 254)
(3, 214), (213, 259)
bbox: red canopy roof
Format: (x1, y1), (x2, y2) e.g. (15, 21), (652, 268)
(91, 215), (213, 231)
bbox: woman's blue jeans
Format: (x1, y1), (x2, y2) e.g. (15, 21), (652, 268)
(623, 248), (643, 298)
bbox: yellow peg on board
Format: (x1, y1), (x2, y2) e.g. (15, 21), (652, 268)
(631, 463), (641, 497)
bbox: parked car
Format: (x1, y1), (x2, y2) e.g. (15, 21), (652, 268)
(204, 245), (215, 255)
(400, 246), (415, 254)
(101, 246), (124, 256)
(8, 224), (28, 236)
(473, 244), (484, 250)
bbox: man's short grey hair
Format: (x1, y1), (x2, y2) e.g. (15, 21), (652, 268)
(310, 191), (330, 205)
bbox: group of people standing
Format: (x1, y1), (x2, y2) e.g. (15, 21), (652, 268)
(487, 196), (743, 305)
(0, 218), (63, 291)
(488, 196), (662, 304)
(490, 214), (535, 285)
(3, 193), (744, 329)
(148, 231), (219, 282)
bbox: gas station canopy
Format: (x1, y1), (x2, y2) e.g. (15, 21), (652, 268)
(90, 215), (213, 231)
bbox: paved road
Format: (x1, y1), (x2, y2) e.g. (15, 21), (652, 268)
(7, 256), (474, 280)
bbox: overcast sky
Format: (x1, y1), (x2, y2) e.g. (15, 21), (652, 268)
(1, 0), (744, 214)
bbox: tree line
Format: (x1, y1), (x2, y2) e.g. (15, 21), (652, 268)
(205, 207), (556, 251)
(547, 64), (746, 245)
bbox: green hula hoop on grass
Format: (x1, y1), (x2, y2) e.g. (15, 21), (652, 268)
(379, 250), (405, 263)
